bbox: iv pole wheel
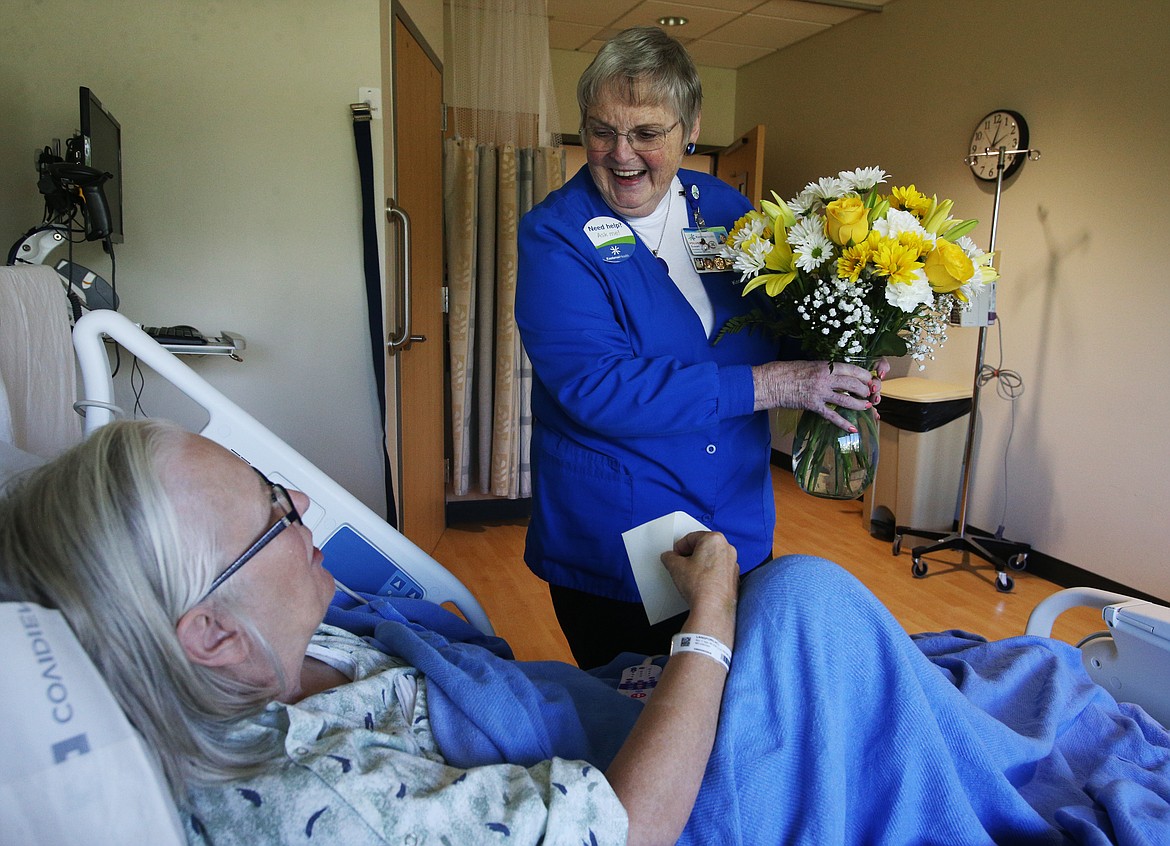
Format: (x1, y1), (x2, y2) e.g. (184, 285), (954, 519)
(996, 571), (1015, 593)
(892, 535), (903, 556)
(911, 556), (928, 578)
(1008, 552), (1028, 571)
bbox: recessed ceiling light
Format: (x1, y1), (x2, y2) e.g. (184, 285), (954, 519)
(657, 16), (688, 26)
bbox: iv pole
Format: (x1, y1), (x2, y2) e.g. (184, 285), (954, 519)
(895, 141), (1041, 592)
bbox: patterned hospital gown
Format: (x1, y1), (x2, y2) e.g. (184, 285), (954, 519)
(182, 625), (628, 845)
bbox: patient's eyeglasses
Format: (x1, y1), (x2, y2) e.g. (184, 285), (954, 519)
(581, 120), (681, 153)
(198, 468), (303, 603)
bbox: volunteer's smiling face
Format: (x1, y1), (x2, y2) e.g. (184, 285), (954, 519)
(584, 89), (700, 219)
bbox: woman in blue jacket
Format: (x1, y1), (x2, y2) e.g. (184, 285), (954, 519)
(516, 27), (885, 668)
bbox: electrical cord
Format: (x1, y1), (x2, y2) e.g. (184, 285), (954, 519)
(976, 316), (1024, 537)
(130, 357), (149, 419)
(107, 246), (122, 377)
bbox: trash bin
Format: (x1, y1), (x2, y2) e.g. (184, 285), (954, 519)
(862, 377), (972, 540)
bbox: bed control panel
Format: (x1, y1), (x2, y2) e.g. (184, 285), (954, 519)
(321, 525), (425, 600)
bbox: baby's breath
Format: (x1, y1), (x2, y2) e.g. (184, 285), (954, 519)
(903, 294), (955, 368)
(795, 277), (879, 360)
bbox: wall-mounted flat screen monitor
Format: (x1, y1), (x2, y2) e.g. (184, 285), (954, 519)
(79, 86), (123, 244)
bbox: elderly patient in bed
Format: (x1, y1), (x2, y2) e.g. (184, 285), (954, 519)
(1, 420), (1167, 846)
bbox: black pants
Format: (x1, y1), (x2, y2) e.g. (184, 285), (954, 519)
(549, 583), (688, 670)
(549, 552), (771, 669)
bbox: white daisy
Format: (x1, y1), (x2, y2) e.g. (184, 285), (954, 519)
(838, 167), (887, 193)
(787, 217), (834, 273)
(725, 215), (767, 249)
(727, 237), (769, 284)
(810, 176), (845, 204)
(787, 188), (819, 217)
(956, 235), (986, 261)
(787, 216), (825, 247)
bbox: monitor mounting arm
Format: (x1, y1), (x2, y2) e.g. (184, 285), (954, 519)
(7, 223), (70, 266)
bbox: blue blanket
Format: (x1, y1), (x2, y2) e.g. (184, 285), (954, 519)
(325, 595), (646, 770)
(328, 556), (1170, 844)
(682, 556), (1170, 845)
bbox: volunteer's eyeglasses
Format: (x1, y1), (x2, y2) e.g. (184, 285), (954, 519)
(198, 468), (303, 603)
(581, 120), (681, 153)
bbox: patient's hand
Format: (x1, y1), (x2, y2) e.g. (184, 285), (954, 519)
(661, 531), (739, 633)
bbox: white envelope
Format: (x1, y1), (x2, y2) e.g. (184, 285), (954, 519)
(621, 511), (708, 625)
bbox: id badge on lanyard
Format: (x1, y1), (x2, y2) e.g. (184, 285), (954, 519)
(681, 183), (730, 273)
(683, 226), (730, 273)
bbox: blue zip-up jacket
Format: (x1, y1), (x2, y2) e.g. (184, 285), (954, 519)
(516, 166), (783, 602)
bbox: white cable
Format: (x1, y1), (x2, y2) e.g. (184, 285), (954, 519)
(333, 578), (369, 605)
(977, 317), (1024, 534)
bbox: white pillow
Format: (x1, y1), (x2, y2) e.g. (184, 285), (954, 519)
(0, 439), (44, 492)
(0, 602), (186, 844)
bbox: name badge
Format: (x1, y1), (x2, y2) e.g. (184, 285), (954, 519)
(583, 216), (636, 264)
(683, 226), (730, 273)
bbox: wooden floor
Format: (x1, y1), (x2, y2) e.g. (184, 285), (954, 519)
(435, 465), (1103, 664)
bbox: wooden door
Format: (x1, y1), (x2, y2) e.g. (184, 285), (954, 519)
(385, 9), (445, 553)
(716, 124), (765, 207)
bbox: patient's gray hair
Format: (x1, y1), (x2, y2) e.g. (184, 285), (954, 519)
(0, 420), (283, 797)
(577, 26), (702, 139)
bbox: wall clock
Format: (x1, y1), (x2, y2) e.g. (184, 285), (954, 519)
(967, 109), (1029, 181)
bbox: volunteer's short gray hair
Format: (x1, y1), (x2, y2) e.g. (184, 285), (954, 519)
(577, 26), (702, 139)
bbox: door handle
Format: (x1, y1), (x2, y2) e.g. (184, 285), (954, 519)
(386, 198), (426, 353)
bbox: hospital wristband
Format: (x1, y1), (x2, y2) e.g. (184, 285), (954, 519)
(669, 632), (732, 672)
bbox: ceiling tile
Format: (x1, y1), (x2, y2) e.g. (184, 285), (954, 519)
(704, 12), (826, 49)
(753, 0), (863, 25)
(546, 0), (642, 27)
(549, 19), (605, 50)
(683, 38), (774, 69)
(610, 1), (741, 39)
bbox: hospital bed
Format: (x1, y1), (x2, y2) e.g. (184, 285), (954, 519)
(2, 266), (1168, 843)
(1, 268), (491, 843)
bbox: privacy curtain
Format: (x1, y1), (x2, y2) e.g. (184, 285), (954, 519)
(444, 0), (563, 499)
(445, 141), (564, 498)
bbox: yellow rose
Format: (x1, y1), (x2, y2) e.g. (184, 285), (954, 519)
(825, 197), (869, 246)
(924, 239), (975, 293)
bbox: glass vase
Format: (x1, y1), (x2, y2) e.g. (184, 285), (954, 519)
(791, 359), (880, 500)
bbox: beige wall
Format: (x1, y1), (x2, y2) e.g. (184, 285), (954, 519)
(736, 0), (1170, 598)
(1, 0), (391, 515)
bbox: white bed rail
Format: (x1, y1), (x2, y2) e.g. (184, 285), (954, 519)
(1027, 586), (1170, 727)
(1024, 587), (1138, 638)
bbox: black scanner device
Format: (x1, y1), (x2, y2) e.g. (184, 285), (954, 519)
(45, 161), (113, 242)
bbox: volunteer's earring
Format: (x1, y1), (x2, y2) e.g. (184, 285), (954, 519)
(685, 142), (697, 155)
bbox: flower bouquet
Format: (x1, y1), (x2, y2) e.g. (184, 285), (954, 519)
(717, 166), (997, 499)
